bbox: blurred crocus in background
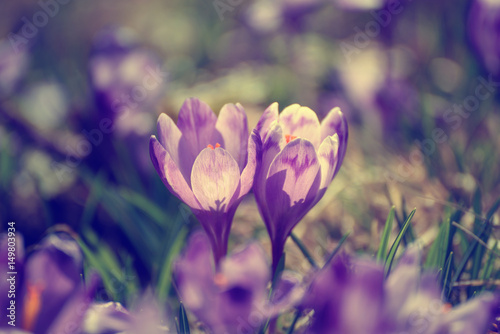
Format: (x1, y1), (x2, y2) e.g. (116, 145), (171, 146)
(300, 246), (500, 334)
(0, 233), (98, 333)
(150, 98), (260, 264)
(468, 0), (500, 77)
(89, 25), (165, 137)
(0, 39), (29, 99)
(174, 232), (301, 334)
(254, 103), (348, 272)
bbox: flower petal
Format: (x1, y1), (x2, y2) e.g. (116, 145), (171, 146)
(320, 107), (348, 175)
(191, 147), (241, 213)
(215, 103), (249, 172)
(253, 122), (285, 227)
(239, 130), (261, 199)
(316, 134), (340, 201)
(255, 102), (279, 143)
(150, 136), (200, 210)
(214, 243), (270, 332)
(265, 138), (321, 239)
(436, 293), (500, 334)
(22, 234), (84, 333)
(156, 113), (194, 184)
(177, 98), (219, 156)
(174, 232), (215, 313)
(279, 104), (321, 149)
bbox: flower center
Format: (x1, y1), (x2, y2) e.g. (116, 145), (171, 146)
(285, 134), (297, 144)
(207, 143), (221, 150)
(441, 303), (452, 313)
(22, 283), (45, 331)
(214, 273), (229, 287)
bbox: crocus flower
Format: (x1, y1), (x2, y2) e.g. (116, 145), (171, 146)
(89, 26), (165, 137)
(468, 0), (500, 76)
(174, 232), (302, 334)
(254, 103), (348, 271)
(300, 246), (500, 334)
(150, 98), (260, 264)
(0, 233), (98, 333)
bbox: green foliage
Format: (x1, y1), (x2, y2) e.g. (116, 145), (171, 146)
(385, 209), (416, 277)
(377, 206), (395, 263)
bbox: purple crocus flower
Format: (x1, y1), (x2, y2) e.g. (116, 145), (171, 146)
(300, 246), (500, 334)
(0, 233), (98, 333)
(174, 232), (302, 334)
(150, 98), (260, 264)
(254, 103), (348, 272)
(89, 26), (165, 137)
(468, 0), (500, 76)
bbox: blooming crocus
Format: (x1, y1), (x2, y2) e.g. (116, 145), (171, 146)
(150, 98), (260, 264)
(254, 103), (348, 272)
(468, 0), (500, 76)
(0, 233), (98, 333)
(174, 232), (301, 334)
(300, 246), (500, 334)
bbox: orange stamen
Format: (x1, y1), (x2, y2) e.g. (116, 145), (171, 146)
(441, 303), (452, 313)
(214, 273), (229, 287)
(23, 283), (44, 331)
(207, 143), (222, 150)
(285, 134), (297, 144)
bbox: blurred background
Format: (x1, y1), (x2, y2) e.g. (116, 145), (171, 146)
(1, 0), (499, 306)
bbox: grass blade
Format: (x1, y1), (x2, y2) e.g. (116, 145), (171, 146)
(385, 208), (416, 277)
(178, 303), (191, 334)
(290, 232), (318, 269)
(376, 206), (395, 263)
(325, 232), (350, 267)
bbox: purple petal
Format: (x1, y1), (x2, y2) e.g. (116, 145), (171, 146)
(191, 147), (241, 213)
(213, 243), (270, 333)
(174, 232), (215, 312)
(22, 234), (83, 333)
(254, 122), (285, 229)
(339, 260), (385, 333)
(176, 98), (220, 156)
(215, 103), (249, 172)
(255, 102), (279, 143)
(265, 138), (321, 237)
(220, 243), (270, 290)
(47, 272), (100, 334)
(239, 130), (262, 199)
(149, 136), (201, 210)
(320, 107), (348, 175)
(279, 104), (321, 149)
(268, 272), (304, 316)
(315, 134), (340, 202)
(156, 113), (195, 185)
(435, 293), (500, 334)
(264, 139), (321, 268)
